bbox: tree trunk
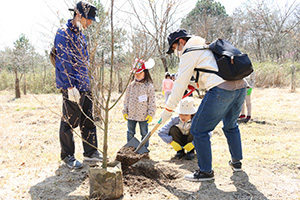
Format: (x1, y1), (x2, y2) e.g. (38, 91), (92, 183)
(161, 56), (168, 72)
(118, 70), (122, 93)
(98, 50), (105, 124)
(23, 75), (27, 95)
(93, 62), (101, 122)
(291, 66), (296, 93)
(43, 63), (46, 88)
(14, 69), (21, 99)
(257, 38), (262, 62)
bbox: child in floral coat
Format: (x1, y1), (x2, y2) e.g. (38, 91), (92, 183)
(123, 59), (156, 148)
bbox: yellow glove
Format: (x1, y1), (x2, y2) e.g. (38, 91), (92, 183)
(183, 142), (194, 152)
(145, 115), (153, 123)
(123, 114), (128, 121)
(170, 141), (182, 151)
(162, 90), (165, 95)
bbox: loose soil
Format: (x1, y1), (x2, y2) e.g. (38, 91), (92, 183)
(115, 146), (150, 171)
(115, 146), (180, 196)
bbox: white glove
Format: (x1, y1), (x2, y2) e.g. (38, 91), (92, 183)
(160, 108), (173, 125)
(68, 87), (81, 103)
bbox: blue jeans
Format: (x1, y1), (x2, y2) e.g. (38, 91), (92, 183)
(191, 86), (246, 172)
(127, 120), (149, 147)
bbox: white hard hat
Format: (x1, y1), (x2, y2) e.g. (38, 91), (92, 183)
(174, 97), (197, 115)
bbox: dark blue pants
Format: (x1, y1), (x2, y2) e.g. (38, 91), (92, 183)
(127, 120), (149, 148)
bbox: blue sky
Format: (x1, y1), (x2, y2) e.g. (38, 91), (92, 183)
(0, 0), (244, 54)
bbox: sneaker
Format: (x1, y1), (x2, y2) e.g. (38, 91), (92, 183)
(185, 149), (195, 160)
(84, 151), (103, 162)
(245, 116), (251, 122)
(63, 155), (83, 169)
(238, 115), (245, 119)
(175, 150), (185, 159)
(229, 160), (242, 172)
(184, 169), (214, 182)
(238, 117), (249, 123)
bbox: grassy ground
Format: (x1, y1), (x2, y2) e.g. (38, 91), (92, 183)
(0, 88), (299, 199)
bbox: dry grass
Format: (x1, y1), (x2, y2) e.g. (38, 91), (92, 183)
(0, 88), (300, 199)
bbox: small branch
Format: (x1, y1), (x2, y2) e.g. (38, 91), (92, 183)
(109, 72), (134, 111)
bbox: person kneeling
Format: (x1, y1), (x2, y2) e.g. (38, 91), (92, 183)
(158, 97), (196, 160)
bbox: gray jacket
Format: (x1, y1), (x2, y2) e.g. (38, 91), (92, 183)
(158, 116), (192, 144)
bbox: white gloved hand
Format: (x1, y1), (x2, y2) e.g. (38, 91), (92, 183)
(160, 108), (173, 125)
(68, 87), (81, 103)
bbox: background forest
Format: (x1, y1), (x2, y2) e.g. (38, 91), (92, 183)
(0, 0), (299, 97)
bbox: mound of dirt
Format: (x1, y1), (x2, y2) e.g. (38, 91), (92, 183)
(125, 160), (178, 180)
(123, 159), (180, 195)
(116, 146), (150, 171)
(115, 147), (179, 195)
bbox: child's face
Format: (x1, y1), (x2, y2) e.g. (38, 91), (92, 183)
(179, 114), (192, 122)
(135, 71), (145, 80)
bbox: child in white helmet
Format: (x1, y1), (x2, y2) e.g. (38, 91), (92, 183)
(158, 97), (197, 160)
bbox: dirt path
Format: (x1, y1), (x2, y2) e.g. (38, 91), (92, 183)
(0, 88), (299, 199)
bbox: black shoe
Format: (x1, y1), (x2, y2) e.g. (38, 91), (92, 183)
(184, 169), (214, 182)
(185, 149), (195, 160)
(229, 160), (242, 172)
(175, 150), (185, 159)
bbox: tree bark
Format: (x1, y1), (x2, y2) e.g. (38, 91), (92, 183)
(23, 75), (27, 95)
(161, 56), (168, 72)
(291, 66), (296, 93)
(14, 69), (21, 98)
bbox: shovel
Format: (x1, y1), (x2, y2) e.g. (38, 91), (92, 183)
(124, 86), (195, 154)
(124, 118), (162, 154)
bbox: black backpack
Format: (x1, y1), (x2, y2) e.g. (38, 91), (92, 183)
(183, 38), (253, 81)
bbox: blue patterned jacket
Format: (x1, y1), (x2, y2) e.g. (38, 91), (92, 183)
(54, 19), (91, 91)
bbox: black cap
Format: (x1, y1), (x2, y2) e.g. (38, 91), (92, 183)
(166, 28), (192, 54)
(69, 1), (98, 22)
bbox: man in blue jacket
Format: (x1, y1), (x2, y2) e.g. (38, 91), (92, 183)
(54, 1), (102, 169)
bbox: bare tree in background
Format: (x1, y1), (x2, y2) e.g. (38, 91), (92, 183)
(232, 0), (300, 62)
(127, 0), (185, 72)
